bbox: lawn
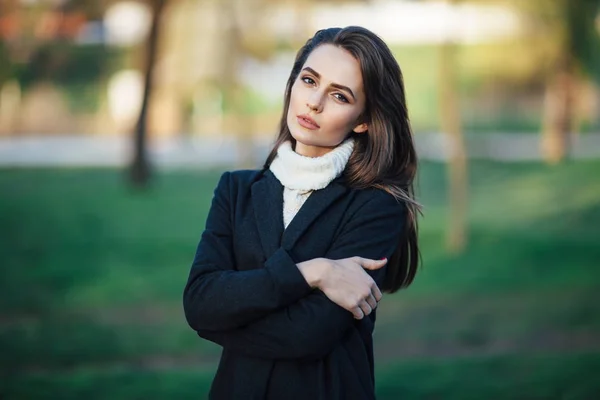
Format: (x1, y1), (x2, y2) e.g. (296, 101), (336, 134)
(1, 160), (599, 399)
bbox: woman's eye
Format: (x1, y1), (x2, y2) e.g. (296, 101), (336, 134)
(333, 93), (349, 103)
(302, 76), (315, 85)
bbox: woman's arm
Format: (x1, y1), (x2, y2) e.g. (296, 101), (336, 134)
(194, 190), (406, 360)
(298, 256), (386, 319)
(183, 172), (312, 332)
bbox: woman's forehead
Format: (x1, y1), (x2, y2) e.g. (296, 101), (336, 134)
(302, 44), (364, 96)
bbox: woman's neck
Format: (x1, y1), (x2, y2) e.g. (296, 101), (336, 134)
(269, 138), (355, 191)
(294, 141), (338, 158)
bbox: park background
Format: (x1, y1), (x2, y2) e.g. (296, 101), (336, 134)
(1, 0), (600, 398)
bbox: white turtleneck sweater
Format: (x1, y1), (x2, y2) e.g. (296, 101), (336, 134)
(269, 139), (355, 228)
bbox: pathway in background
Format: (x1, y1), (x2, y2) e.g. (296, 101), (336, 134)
(1, 133), (599, 167)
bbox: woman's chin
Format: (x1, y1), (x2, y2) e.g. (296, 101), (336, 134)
(290, 129), (315, 147)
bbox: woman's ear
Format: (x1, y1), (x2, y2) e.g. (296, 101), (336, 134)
(353, 123), (368, 134)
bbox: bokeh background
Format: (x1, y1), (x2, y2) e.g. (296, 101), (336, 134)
(1, 0), (600, 398)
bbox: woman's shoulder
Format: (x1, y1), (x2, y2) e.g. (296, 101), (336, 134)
(345, 185), (407, 215)
(214, 169), (264, 193)
(221, 169), (263, 183)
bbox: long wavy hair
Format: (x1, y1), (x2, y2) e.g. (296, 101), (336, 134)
(264, 26), (421, 293)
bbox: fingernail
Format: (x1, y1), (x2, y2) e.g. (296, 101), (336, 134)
(380, 257), (387, 260)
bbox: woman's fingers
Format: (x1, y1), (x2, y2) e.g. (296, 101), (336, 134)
(352, 306), (364, 320)
(356, 257), (387, 270)
(357, 300), (372, 319)
(352, 295), (382, 319)
(318, 257), (386, 319)
(371, 284), (383, 302)
(365, 293), (378, 310)
(352, 257), (384, 302)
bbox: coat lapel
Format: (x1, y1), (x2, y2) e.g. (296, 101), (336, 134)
(252, 170), (349, 256)
(281, 177), (348, 251)
(251, 170), (284, 257)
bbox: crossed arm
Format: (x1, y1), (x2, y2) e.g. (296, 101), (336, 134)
(183, 172), (313, 331)
(183, 172), (406, 360)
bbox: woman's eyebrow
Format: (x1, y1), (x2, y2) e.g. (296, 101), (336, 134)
(302, 67), (356, 100)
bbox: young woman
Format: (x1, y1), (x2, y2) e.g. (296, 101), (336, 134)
(183, 26), (420, 400)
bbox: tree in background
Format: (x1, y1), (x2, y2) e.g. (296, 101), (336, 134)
(482, 0), (600, 163)
(129, 0), (166, 188)
(217, 0), (260, 168)
(437, 0), (468, 253)
(538, 0), (600, 163)
(434, 0), (600, 250)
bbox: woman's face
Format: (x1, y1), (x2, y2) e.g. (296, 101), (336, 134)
(286, 44), (368, 158)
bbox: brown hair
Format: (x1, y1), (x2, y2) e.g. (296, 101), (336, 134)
(264, 26), (421, 293)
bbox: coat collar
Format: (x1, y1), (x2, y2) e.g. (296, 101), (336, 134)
(251, 169), (348, 256)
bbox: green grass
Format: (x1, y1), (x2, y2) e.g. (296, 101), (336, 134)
(376, 353), (600, 400)
(1, 368), (215, 400)
(2, 354), (598, 400)
(1, 160), (600, 399)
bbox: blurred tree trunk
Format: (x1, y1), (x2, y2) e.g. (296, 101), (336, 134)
(219, 0), (255, 168)
(540, 0), (600, 164)
(540, 0), (575, 164)
(439, 1), (468, 253)
(541, 50), (575, 164)
(129, 0), (165, 188)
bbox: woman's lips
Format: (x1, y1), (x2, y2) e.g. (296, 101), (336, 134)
(297, 115), (320, 130)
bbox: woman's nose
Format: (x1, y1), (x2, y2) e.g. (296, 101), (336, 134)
(307, 92), (324, 113)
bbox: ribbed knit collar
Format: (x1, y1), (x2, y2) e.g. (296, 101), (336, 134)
(269, 139), (354, 192)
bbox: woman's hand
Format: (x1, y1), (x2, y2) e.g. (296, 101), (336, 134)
(297, 257), (386, 319)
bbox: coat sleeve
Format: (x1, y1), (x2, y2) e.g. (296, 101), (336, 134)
(183, 172), (312, 332)
(195, 190), (407, 360)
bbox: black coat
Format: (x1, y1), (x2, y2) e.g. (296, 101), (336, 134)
(183, 169), (406, 400)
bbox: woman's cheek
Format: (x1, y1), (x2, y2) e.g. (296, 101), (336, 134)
(290, 83), (303, 106)
(330, 109), (356, 132)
